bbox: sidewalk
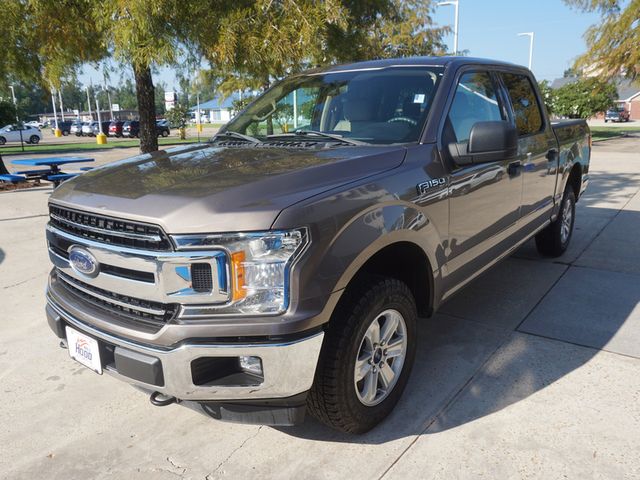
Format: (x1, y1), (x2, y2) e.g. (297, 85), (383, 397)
(0, 137), (639, 479)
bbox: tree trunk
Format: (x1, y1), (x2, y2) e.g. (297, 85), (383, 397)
(133, 63), (158, 153)
(0, 154), (9, 175)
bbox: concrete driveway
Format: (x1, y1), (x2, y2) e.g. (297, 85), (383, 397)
(1, 137), (639, 479)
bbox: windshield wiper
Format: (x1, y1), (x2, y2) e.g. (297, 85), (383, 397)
(212, 130), (260, 144)
(268, 130), (366, 146)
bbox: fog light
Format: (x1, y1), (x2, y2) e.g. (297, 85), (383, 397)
(239, 356), (263, 376)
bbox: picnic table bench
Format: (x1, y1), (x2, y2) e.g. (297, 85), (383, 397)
(0, 156), (94, 187)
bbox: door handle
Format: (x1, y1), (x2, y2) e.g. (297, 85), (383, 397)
(508, 161), (521, 176)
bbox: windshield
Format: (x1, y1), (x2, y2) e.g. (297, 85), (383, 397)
(224, 66), (444, 145)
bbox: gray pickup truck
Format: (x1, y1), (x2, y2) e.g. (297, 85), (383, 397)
(45, 57), (590, 433)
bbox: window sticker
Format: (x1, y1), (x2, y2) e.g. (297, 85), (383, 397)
(413, 93), (426, 104)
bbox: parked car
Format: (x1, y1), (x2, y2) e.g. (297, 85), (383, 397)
(604, 108), (630, 123)
(45, 57), (590, 434)
(25, 120), (44, 128)
(51, 121), (73, 136)
(156, 119), (170, 137)
(108, 121), (125, 137)
(91, 121), (112, 136)
(122, 120), (139, 138)
(70, 121), (84, 136)
(81, 121), (97, 136)
(0, 124), (42, 144)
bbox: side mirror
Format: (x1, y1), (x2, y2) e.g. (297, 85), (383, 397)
(448, 121), (518, 166)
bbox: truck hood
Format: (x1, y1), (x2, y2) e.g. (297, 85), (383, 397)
(50, 143), (406, 233)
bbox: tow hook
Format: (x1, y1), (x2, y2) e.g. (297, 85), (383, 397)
(150, 391), (178, 407)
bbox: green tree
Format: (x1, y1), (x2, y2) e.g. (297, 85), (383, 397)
(165, 104), (190, 139)
(564, 0), (640, 79)
(553, 77), (617, 118)
(537, 80), (555, 116)
(0, 101), (17, 127)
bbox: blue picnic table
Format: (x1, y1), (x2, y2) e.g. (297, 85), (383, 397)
(1, 156), (95, 187)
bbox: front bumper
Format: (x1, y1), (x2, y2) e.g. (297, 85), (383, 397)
(46, 298), (324, 402)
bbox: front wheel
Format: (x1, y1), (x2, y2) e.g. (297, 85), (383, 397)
(0, 136), (5, 145)
(29, 135), (40, 144)
(307, 276), (417, 433)
(535, 188), (576, 257)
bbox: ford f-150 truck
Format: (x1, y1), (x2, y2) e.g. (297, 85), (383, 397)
(45, 57), (590, 433)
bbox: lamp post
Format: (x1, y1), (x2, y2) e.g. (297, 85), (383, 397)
(9, 85), (18, 122)
(86, 85), (93, 120)
(517, 32), (535, 70)
(437, 0), (459, 55)
(58, 87), (65, 122)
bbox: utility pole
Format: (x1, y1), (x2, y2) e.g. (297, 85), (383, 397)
(437, 1), (459, 55)
(517, 32), (535, 70)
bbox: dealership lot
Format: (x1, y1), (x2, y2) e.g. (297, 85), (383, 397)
(1, 137), (639, 479)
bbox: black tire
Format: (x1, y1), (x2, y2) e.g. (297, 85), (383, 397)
(161, 130), (169, 137)
(307, 276), (417, 433)
(0, 136), (5, 145)
(29, 135), (40, 144)
(62, 130), (69, 136)
(535, 188), (576, 257)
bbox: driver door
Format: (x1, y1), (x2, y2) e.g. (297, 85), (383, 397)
(442, 70), (523, 288)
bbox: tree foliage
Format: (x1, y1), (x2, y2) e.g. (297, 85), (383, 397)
(198, 0), (448, 97)
(564, 0), (640, 79)
(552, 77), (617, 118)
(0, 101), (17, 126)
(537, 80), (555, 115)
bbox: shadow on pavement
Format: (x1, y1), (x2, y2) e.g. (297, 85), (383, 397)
(0, 247), (4, 266)
(280, 172), (640, 443)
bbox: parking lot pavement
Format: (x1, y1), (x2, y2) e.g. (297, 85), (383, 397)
(1, 136), (639, 479)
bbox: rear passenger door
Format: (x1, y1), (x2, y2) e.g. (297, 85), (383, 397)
(442, 70), (523, 287)
(498, 72), (558, 228)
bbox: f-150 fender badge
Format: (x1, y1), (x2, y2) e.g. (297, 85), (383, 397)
(417, 178), (447, 194)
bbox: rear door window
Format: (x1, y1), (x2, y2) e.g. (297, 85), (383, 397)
(500, 73), (543, 136)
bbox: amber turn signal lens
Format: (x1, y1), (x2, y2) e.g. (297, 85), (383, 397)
(231, 251), (246, 301)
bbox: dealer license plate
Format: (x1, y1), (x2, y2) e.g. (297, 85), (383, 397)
(66, 326), (102, 374)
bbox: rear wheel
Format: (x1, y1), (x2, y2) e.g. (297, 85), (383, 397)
(161, 130), (169, 137)
(535, 188), (576, 257)
(308, 276), (417, 433)
(0, 136), (6, 145)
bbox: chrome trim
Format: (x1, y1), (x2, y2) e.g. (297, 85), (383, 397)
(57, 273), (166, 316)
(48, 300), (324, 401)
(50, 212), (163, 243)
(47, 225), (230, 306)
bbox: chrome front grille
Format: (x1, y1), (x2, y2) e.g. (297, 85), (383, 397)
(49, 204), (172, 251)
(56, 270), (177, 330)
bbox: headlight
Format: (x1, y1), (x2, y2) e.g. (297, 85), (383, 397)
(171, 229), (309, 315)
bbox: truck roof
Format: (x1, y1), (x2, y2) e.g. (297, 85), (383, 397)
(313, 56), (524, 74)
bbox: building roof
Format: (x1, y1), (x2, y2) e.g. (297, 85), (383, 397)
(550, 76), (640, 101)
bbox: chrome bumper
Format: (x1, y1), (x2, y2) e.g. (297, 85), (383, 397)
(47, 298), (324, 401)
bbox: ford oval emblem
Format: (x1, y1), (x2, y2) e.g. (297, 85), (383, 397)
(68, 246), (99, 278)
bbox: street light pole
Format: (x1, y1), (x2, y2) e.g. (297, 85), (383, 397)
(437, 0), (459, 55)
(517, 32), (535, 70)
(58, 87), (65, 122)
(9, 85), (18, 122)
(86, 85), (93, 120)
